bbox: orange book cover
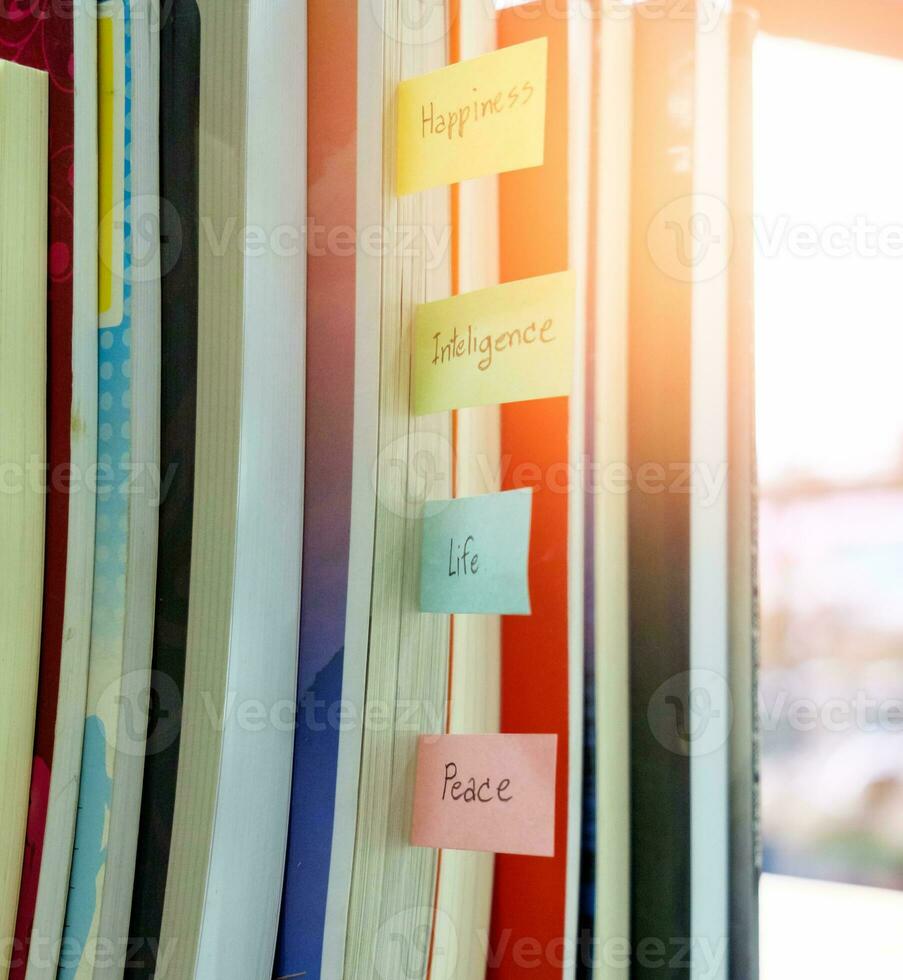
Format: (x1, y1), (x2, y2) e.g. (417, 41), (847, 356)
(489, 7), (576, 978)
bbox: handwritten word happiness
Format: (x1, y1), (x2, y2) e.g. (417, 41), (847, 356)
(420, 80), (535, 142)
(396, 38), (548, 194)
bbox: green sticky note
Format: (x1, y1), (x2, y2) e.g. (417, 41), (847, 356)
(419, 488), (533, 615)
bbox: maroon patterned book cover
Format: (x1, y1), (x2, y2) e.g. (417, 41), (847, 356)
(0, 2), (75, 974)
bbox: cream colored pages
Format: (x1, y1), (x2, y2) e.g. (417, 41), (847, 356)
(156, 5), (247, 970)
(54, 5), (158, 974)
(96, 1), (161, 972)
(565, 0), (591, 962)
(429, 1), (501, 977)
(593, 7), (633, 979)
(158, 2), (306, 978)
(26, 3), (98, 974)
(0, 60), (48, 980)
(343, 0), (452, 975)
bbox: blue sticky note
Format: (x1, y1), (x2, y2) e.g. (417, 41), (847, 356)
(419, 488), (533, 615)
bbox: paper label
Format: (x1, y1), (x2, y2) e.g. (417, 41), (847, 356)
(397, 38), (548, 195)
(413, 270), (574, 415)
(411, 733), (557, 857)
(419, 488), (532, 614)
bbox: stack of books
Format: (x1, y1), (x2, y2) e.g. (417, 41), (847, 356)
(0, 0), (636, 977)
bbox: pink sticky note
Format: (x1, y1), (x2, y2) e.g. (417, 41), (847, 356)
(411, 733), (557, 857)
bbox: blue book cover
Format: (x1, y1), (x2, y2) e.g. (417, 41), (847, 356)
(60, 3), (132, 974)
(275, 0), (367, 972)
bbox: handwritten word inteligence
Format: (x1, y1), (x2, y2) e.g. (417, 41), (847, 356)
(431, 319), (556, 373)
(420, 80), (535, 142)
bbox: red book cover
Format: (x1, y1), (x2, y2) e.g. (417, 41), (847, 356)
(0, 3), (74, 973)
(489, 7), (575, 979)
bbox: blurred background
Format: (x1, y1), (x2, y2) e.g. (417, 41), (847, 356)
(754, 29), (903, 975)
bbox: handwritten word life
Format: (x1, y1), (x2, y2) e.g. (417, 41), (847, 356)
(448, 535), (479, 577)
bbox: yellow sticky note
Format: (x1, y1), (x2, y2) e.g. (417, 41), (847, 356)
(413, 270), (574, 415)
(397, 37), (548, 196)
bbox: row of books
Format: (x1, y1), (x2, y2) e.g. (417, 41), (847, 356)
(0, 0), (635, 978)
